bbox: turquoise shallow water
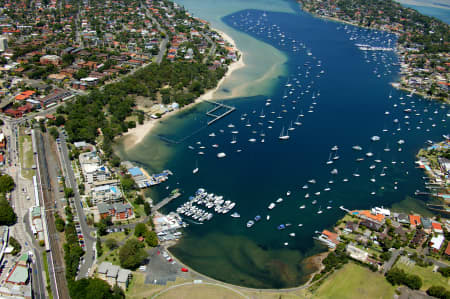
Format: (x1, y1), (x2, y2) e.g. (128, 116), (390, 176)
(396, 0), (450, 24)
(117, 1), (449, 288)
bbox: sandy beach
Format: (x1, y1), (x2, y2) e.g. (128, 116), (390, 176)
(119, 28), (245, 150)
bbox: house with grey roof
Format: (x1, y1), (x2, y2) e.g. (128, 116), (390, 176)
(117, 269), (132, 290)
(97, 261), (132, 289)
(106, 264), (120, 286)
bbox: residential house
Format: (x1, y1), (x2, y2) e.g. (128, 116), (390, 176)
(360, 219), (382, 231)
(429, 235), (445, 253)
(409, 215), (421, 227)
(422, 217), (432, 233)
(117, 269), (132, 290)
(346, 243), (368, 262)
(432, 222), (443, 234)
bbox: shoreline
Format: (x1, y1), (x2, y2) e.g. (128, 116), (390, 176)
(118, 28), (245, 151)
(297, 1), (449, 103)
(164, 241), (327, 292)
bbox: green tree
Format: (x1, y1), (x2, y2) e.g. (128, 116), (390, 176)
(119, 239), (147, 270)
(96, 236), (103, 257)
(145, 230), (158, 247)
(105, 238), (118, 250)
(427, 285), (450, 299)
(0, 174), (15, 193)
(55, 115), (66, 126)
(144, 202), (151, 216)
(49, 127), (59, 140)
(64, 187), (74, 198)
(438, 267), (450, 277)
(55, 218), (66, 232)
(120, 175), (135, 192)
(69, 277), (124, 299)
(0, 199), (17, 226)
(9, 236), (21, 255)
(134, 195), (144, 205)
(134, 223), (148, 237)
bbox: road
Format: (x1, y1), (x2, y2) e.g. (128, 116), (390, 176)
(141, 2), (169, 64)
(382, 249), (402, 274)
(57, 132), (96, 279)
(4, 119), (47, 299)
(35, 130), (70, 299)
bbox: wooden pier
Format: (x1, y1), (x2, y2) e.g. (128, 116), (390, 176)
(205, 100), (236, 125)
(152, 192), (181, 213)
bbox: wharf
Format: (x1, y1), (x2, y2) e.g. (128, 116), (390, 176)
(152, 192), (181, 213)
(205, 100), (236, 125)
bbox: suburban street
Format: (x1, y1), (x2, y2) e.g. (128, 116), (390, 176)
(142, 3), (169, 64)
(382, 249), (402, 275)
(57, 132), (96, 279)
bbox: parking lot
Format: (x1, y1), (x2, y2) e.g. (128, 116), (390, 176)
(144, 247), (190, 285)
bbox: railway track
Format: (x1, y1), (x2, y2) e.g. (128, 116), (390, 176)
(36, 131), (70, 299)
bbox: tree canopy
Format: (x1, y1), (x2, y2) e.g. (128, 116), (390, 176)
(69, 277), (124, 299)
(0, 174), (15, 193)
(119, 238), (147, 270)
(0, 199), (17, 226)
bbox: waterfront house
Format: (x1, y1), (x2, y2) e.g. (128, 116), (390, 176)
(429, 235), (445, 253)
(360, 219), (382, 231)
(432, 222), (443, 234)
(422, 217), (432, 233)
(409, 215), (421, 227)
(316, 229), (340, 248)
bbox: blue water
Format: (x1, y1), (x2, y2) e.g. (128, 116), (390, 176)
(397, 0), (450, 24)
(117, 2), (449, 289)
(405, 4), (450, 23)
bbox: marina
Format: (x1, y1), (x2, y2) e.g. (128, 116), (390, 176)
(174, 188), (237, 222)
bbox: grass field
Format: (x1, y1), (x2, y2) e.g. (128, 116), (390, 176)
(97, 232), (130, 265)
(156, 283), (248, 299)
(126, 274), (185, 299)
(18, 132), (36, 180)
(310, 262), (396, 299)
(396, 261), (449, 290)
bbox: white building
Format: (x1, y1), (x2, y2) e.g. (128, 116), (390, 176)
(0, 37), (8, 52)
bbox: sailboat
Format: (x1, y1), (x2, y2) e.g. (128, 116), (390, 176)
(193, 160), (199, 174)
(288, 121), (295, 131)
(279, 126), (290, 140)
(231, 136), (237, 144)
(259, 109), (265, 118)
(326, 152), (333, 165)
(332, 151), (340, 160)
(294, 115), (302, 126)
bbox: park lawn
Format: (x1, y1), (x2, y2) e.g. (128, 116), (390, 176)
(312, 262), (396, 299)
(396, 262), (449, 290)
(156, 284), (248, 299)
(97, 233), (128, 265)
(126, 275), (186, 299)
(19, 133), (36, 180)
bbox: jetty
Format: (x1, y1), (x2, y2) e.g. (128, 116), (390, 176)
(205, 100), (236, 125)
(152, 191), (181, 212)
